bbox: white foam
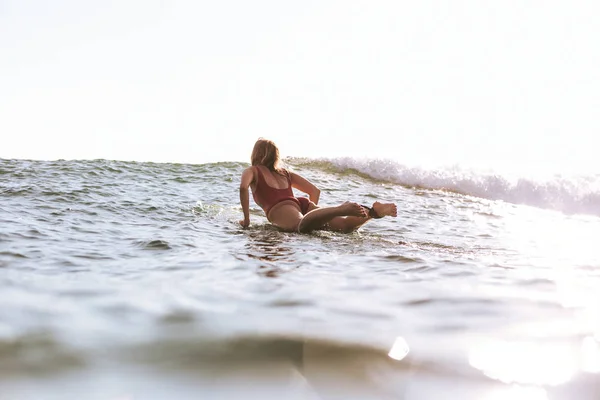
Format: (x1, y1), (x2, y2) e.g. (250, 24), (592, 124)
(324, 157), (600, 217)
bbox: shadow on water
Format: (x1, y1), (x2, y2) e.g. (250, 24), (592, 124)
(244, 229), (297, 278)
(108, 334), (415, 400)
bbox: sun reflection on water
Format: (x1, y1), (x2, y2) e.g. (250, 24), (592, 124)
(581, 336), (600, 373)
(497, 205), (600, 267)
(468, 340), (577, 386)
(483, 385), (548, 400)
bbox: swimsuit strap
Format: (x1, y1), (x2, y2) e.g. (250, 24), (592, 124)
(255, 166), (290, 188)
(254, 165), (265, 183)
(283, 169), (292, 184)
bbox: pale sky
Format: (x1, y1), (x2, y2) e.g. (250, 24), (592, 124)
(1, 0), (598, 172)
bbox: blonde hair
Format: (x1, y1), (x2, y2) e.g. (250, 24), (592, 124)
(251, 138), (284, 174)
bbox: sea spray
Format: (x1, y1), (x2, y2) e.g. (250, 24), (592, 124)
(287, 157), (600, 216)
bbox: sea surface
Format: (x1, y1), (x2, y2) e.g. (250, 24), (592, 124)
(1, 157), (599, 400)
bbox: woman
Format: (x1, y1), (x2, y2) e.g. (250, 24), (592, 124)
(239, 139), (397, 233)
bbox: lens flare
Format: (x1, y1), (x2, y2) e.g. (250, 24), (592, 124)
(388, 337), (410, 361)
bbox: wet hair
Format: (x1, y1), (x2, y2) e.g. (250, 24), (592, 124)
(251, 138), (285, 174)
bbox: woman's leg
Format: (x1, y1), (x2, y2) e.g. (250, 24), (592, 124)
(268, 201), (364, 233)
(297, 202), (367, 233)
(327, 202), (397, 233)
(269, 201), (397, 233)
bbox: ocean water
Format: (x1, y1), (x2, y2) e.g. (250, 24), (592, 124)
(1, 157), (599, 400)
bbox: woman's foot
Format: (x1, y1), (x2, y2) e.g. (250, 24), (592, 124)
(372, 202), (397, 218)
(338, 202), (368, 217)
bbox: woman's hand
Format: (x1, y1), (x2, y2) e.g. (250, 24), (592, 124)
(239, 167), (253, 229)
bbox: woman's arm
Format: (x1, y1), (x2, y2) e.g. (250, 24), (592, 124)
(239, 167), (254, 228)
(290, 171), (320, 205)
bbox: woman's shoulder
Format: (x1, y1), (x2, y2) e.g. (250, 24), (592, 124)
(283, 168), (299, 178)
(278, 167), (293, 179)
(242, 165), (258, 179)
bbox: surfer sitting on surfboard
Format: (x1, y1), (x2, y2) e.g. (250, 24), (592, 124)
(239, 138), (397, 233)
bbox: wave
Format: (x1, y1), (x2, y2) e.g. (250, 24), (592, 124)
(288, 157), (600, 217)
(4, 157), (598, 216)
